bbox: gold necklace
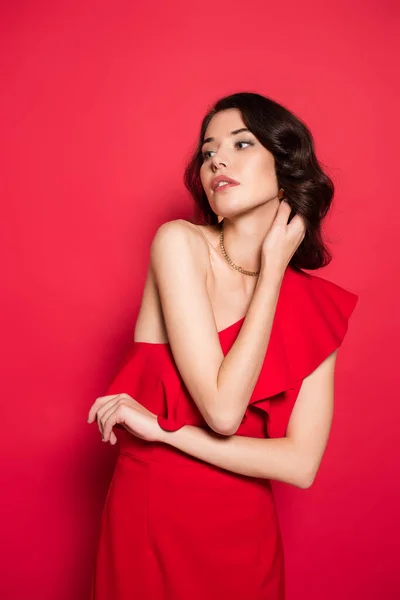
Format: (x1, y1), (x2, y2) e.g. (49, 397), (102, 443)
(219, 220), (260, 276)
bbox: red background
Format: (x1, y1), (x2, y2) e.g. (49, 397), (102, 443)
(1, 1), (398, 598)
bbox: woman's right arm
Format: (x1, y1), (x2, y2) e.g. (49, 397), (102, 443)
(150, 203), (305, 436)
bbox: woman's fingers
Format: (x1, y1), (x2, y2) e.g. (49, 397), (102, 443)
(275, 198), (292, 224)
(87, 394), (120, 423)
(87, 393), (146, 444)
(100, 399), (126, 439)
(88, 393), (128, 437)
(96, 395), (123, 435)
(103, 404), (128, 442)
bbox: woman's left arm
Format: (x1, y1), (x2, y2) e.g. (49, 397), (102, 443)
(159, 350), (337, 489)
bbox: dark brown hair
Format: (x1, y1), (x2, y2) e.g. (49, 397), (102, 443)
(184, 91), (335, 270)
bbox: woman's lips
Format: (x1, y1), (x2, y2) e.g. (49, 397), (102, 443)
(214, 183), (240, 193)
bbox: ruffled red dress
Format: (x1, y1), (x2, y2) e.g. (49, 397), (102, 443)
(90, 266), (358, 600)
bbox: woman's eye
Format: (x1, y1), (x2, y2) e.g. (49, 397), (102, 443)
(235, 140), (253, 151)
(202, 139), (253, 160)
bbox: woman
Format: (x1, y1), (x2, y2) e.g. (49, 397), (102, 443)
(88, 92), (359, 599)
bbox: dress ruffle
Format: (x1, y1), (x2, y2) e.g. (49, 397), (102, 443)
(242, 268), (359, 437)
(248, 268), (359, 398)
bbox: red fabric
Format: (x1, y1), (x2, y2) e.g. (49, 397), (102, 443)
(91, 266), (358, 600)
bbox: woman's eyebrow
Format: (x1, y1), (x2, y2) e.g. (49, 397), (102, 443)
(201, 128), (250, 150)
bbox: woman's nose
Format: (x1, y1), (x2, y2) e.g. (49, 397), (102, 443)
(211, 152), (228, 169)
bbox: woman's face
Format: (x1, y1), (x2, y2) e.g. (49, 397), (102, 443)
(199, 108), (279, 219)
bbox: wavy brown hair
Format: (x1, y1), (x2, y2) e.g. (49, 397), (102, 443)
(184, 92), (335, 270)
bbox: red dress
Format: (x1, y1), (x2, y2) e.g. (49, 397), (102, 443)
(91, 266), (358, 600)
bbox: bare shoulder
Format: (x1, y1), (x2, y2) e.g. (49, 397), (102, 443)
(152, 218), (209, 247)
(134, 220), (212, 344)
(150, 219), (210, 270)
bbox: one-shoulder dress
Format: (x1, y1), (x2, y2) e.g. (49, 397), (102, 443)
(90, 265), (358, 600)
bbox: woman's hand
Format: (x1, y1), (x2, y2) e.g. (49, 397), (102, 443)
(261, 198), (306, 277)
(87, 393), (162, 445)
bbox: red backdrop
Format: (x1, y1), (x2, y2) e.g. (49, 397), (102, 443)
(1, 1), (398, 598)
